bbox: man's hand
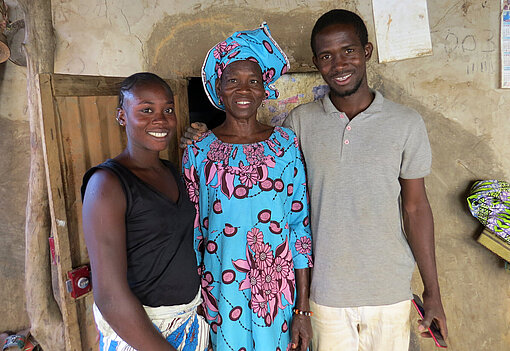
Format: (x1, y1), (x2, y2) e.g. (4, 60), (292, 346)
(179, 122), (208, 149)
(290, 314), (312, 351)
(418, 293), (448, 341)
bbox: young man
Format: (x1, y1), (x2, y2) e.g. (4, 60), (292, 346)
(182, 9), (447, 350)
(282, 9), (447, 350)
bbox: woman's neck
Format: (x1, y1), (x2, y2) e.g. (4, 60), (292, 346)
(213, 117), (273, 144)
(115, 147), (162, 170)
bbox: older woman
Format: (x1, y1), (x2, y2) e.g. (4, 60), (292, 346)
(182, 24), (313, 351)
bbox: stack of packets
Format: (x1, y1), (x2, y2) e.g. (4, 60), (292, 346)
(467, 180), (510, 262)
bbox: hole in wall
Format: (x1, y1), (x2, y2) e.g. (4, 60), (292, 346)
(187, 77), (225, 130)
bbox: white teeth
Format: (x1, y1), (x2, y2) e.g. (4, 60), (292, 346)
(335, 73), (352, 82)
(148, 132), (168, 138)
(237, 101), (250, 105)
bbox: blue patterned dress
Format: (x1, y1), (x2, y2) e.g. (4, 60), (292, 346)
(183, 126), (313, 351)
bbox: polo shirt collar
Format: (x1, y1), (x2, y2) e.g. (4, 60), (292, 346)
(322, 92), (341, 115)
(321, 89), (384, 116)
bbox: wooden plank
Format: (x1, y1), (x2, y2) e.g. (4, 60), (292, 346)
(171, 79), (190, 167)
(52, 73), (184, 98)
(39, 73), (83, 350)
(80, 96), (105, 167)
(101, 96), (127, 158)
(77, 295), (98, 351)
(56, 96), (90, 265)
(52, 74), (124, 97)
(96, 95), (125, 159)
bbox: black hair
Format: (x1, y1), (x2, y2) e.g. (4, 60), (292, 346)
(118, 72), (173, 108)
(310, 9), (369, 56)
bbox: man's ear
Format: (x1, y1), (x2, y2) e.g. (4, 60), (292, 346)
(116, 108), (126, 126)
(312, 55), (319, 70)
(364, 42), (373, 60)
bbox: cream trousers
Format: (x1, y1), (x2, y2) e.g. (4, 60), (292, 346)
(310, 299), (411, 351)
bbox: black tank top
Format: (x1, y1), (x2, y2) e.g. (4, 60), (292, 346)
(81, 159), (200, 307)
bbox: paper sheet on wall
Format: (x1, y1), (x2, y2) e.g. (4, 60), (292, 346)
(501, 0), (510, 88)
(372, 0), (432, 63)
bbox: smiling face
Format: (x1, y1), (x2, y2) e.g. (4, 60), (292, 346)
(216, 60), (265, 121)
(312, 23), (373, 99)
(117, 81), (176, 153)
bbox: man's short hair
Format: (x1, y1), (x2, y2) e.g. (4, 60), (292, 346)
(311, 9), (369, 56)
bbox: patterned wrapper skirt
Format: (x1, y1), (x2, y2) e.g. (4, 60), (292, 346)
(94, 289), (210, 351)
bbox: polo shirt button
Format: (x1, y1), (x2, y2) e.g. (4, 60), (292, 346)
(346, 126), (351, 131)
(344, 140), (349, 145)
(339, 113), (344, 118)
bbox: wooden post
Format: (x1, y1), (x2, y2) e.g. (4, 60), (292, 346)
(17, 1), (65, 350)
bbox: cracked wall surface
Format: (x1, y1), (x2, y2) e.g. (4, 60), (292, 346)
(1, 0), (508, 349)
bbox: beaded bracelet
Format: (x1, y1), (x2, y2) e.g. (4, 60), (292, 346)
(292, 308), (313, 317)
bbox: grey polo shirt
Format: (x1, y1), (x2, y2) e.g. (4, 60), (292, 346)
(283, 91), (431, 307)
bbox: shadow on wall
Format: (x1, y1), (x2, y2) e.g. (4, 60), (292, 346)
(143, 5), (360, 77)
(372, 76), (509, 351)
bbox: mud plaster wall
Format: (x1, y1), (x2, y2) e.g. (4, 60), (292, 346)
(0, 59), (30, 330)
(0, 0), (499, 348)
(0, 0), (30, 333)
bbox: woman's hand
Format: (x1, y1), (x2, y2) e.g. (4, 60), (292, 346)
(290, 314), (312, 350)
(291, 268), (312, 350)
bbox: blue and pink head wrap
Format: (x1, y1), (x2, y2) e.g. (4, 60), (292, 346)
(201, 22), (290, 111)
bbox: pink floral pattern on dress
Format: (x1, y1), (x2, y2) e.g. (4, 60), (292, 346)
(203, 137), (277, 199)
(295, 236), (312, 255)
(243, 143), (265, 165)
(247, 228), (264, 248)
(254, 243), (274, 269)
(238, 162), (260, 188)
(201, 271), (220, 322)
(233, 230), (295, 324)
(207, 139), (233, 164)
(273, 256), (291, 281)
(183, 164), (201, 231)
(278, 127), (289, 140)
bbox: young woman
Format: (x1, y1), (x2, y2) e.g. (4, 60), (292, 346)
(183, 24), (313, 351)
(82, 73), (209, 351)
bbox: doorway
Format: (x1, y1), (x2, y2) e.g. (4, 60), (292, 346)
(187, 77), (225, 129)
